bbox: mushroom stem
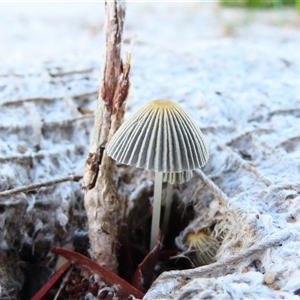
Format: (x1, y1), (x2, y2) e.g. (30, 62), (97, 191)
(162, 182), (173, 238)
(150, 172), (163, 250)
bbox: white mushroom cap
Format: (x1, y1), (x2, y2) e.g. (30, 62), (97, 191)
(106, 99), (209, 174)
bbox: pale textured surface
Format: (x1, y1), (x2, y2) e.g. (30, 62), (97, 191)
(0, 2), (300, 298)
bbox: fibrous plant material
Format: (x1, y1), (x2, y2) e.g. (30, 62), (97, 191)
(82, 0), (130, 272)
(193, 169), (230, 207)
(145, 226), (299, 300)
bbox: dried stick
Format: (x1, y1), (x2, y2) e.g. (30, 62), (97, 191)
(0, 175), (82, 198)
(82, 0), (130, 272)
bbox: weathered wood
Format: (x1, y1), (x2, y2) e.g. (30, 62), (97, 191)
(83, 0), (130, 272)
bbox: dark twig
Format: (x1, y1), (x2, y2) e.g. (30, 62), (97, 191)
(0, 175), (82, 198)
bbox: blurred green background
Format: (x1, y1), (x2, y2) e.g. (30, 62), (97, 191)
(221, 0), (300, 9)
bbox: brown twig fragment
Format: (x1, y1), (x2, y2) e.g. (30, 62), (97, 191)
(82, 0), (130, 272)
(0, 175), (82, 198)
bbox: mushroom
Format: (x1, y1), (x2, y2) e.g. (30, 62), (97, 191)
(106, 99), (209, 249)
(176, 228), (220, 266)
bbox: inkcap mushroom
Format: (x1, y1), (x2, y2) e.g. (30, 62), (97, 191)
(176, 228), (220, 266)
(106, 99), (209, 249)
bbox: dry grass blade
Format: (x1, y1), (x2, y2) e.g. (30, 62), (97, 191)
(0, 175), (82, 198)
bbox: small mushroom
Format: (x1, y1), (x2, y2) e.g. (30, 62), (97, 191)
(176, 229), (220, 266)
(106, 99), (209, 249)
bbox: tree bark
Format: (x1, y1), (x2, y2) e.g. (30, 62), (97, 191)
(82, 0), (130, 272)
